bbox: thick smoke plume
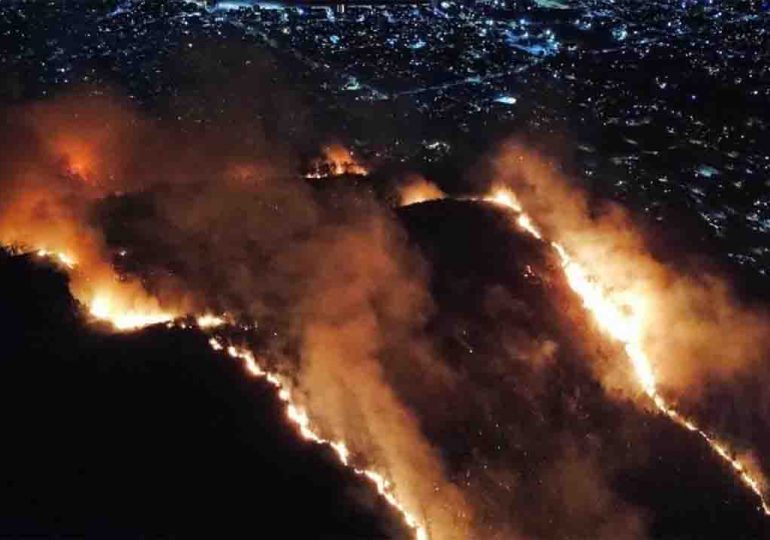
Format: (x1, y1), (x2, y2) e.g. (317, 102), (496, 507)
(489, 140), (770, 395)
(0, 93), (177, 325)
(0, 91), (471, 537)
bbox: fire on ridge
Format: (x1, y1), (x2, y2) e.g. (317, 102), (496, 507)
(305, 144), (368, 179)
(481, 187), (770, 516)
(24, 247), (431, 540)
(207, 336), (430, 540)
(32, 249), (175, 331)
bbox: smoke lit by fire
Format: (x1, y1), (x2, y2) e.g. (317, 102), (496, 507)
(483, 141), (770, 515)
(4, 88), (770, 539)
(398, 176), (445, 207)
(207, 335), (430, 540)
(487, 187), (770, 513)
(0, 94), (464, 539)
(306, 144), (368, 178)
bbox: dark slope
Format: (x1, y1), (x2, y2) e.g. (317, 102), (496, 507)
(397, 199), (769, 539)
(0, 251), (408, 539)
(3, 196), (768, 538)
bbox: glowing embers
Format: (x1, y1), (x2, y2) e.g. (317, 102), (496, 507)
(478, 187), (770, 516)
(208, 336), (429, 540)
(27, 247), (430, 535)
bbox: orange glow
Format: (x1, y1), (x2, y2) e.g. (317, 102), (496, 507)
(196, 313), (227, 329)
(55, 137), (98, 182)
(39, 252), (173, 332)
(207, 335), (429, 540)
(485, 188), (542, 239)
(398, 177), (445, 206)
(36, 248), (76, 269)
(88, 293), (173, 331)
(478, 187), (770, 516)
(31, 249), (175, 331)
(306, 144), (368, 178)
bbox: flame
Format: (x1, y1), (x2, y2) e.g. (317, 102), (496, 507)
(89, 293), (173, 331)
(26, 247), (432, 536)
(208, 336), (429, 540)
(32, 248), (174, 331)
(398, 177), (445, 207)
(36, 248), (77, 269)
(56, 137), (98, 182)
(482, 187), (770, 515)
(196, 313), (227, 329)
(306, 144), (368, 178)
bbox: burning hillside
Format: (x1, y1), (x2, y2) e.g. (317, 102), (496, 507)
(1, 92), (770, 539)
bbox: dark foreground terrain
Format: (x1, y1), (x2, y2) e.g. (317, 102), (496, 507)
(1, 200), (768, 538)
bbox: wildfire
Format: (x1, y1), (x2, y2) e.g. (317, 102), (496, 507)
(196, 313), (228, 329)
(484, 187), (770, 515)
(306, 144), (368, 179)
(59, 140), (97, 181)
(89, 293), (174, 331)
(33, 248), (174, 331)
(206, 335), (429, 540)
(398, 177), (445, 207)
(484, 189), (541, 239)
(36, 248), (76, 269)
(26, 246), (430, 536)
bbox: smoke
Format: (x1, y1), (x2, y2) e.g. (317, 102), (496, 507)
(8, 89), (757, 537)
(130, 177), (474, 535)
(488, 140), (770, 395)
(0, 91), (473, 537)
(306, 143), (369, 178)
(398, 175), (446, 207)
(392, 200), (652, 539)
(526, 440), (647, 540)
(292, 217), (471, 537)
(128, 181), (474, 536)
(0, 92), (176, 326)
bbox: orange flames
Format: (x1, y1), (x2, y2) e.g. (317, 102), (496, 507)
(207, 336), (430, 540)
(55, 136), (98, 182)
(196, 313), (228, 329)
(484, 186), (770, 515)
(1, 94), (437, 538)
(88, 292), (173, 331)
(0, 93), (175, 331)
(306, 144), (368, 178)
(36, 249), (76, 269)
(25, 244), (433, 536)
(28, 244), (432, 534)
(33, 249), (175, 331)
